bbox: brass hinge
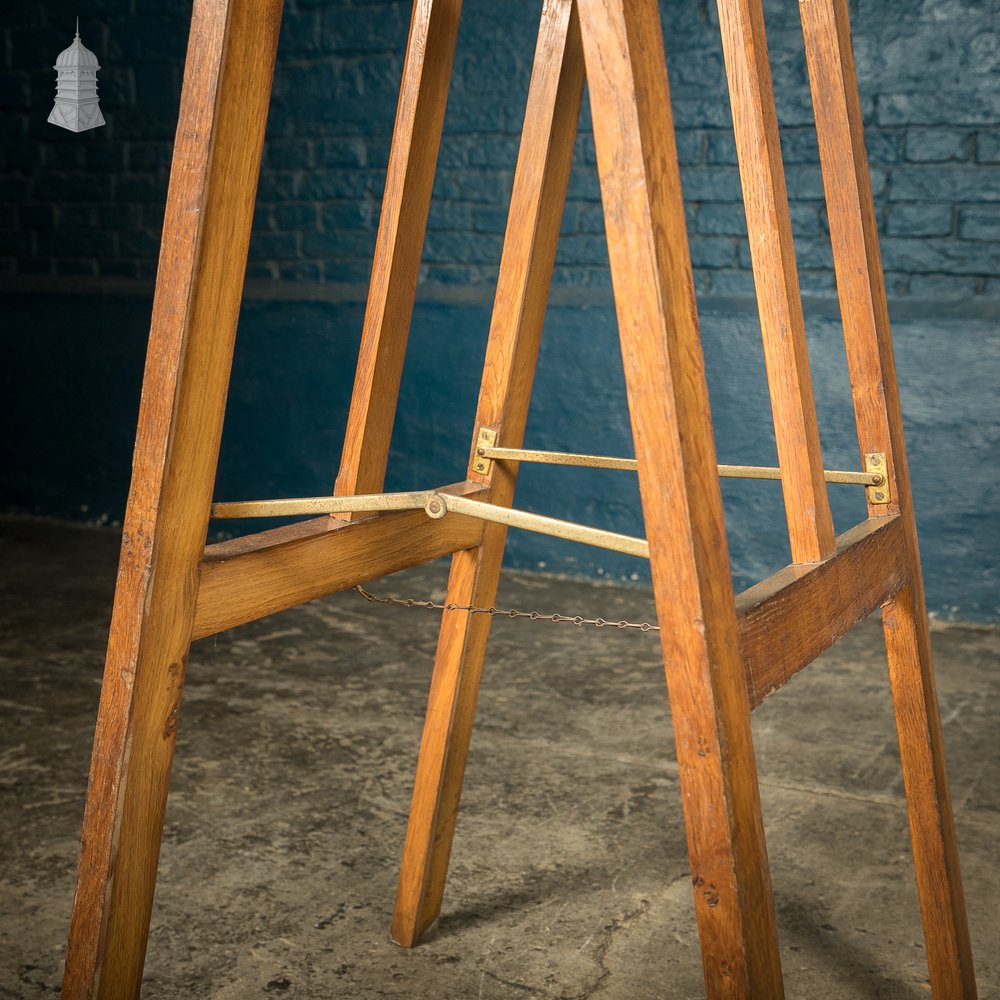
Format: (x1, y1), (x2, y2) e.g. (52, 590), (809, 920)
(864, 452), (891, 505)
(472, 426), (497, 475)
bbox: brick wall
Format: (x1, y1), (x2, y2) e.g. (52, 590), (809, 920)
(3, 0), (1000, 304)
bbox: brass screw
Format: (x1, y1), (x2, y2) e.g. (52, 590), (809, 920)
(874, 491), (885, 501)
(425, 496), (447, 519)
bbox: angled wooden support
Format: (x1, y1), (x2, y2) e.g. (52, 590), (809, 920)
(61, 1), (284, 997)
(737, 515), (906, 708)
(717, 0), (835, 564)
(580, 0), (782, 991)
(391, 0), (587, 946)
(800, 0), (977, 993)
(334, 0), (463, 510)
(62, 0), (976, 996)
(193, 481), (487, 639)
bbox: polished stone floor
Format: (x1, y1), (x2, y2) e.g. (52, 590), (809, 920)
(0, 516), (997, 998)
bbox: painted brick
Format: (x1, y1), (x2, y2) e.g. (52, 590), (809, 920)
(780, 130), (821, 165)
(53, 257), (98, 276)
(58, 205), (98, 228)
(470, 206), (508, 235)
(878, 91), (1000, 126)
(706, 132), (737, 166)
(423, 231), (503, 265)
(278, 261), (322, 282)
(314, 138), (367, 168)
(958, 206), (1000, 242)
(555, 235), (610, 268)
(249, 232), (300, 261)
(696, 203), (747, 237)
(976, 131), (1000, 163)
(797, 269), (838, 296)
(428, 199), (474, 232)
(891, 165), (1000, 201)
(709, 269), (755, 296)
(908, 273), (981, 299)
(323, 259), (373, 283)
(880, 237), (1000, 275)
(886, 203), (954, 237)
(300, 230), (374, 260)
(904, 128), (972, 162)
(675, 130), (704, 165)
(2, 0), (999, 307)
(264, 140), (313, 171)
(689, 236), (737, 269)
(467, 136), (520, 169)
(679, 167), (743, 201)
(274, 203), (320, 231)
(865, 130), (904, 165)
(561, 202), (606, 235)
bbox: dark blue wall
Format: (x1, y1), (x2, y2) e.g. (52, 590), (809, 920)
(2, 0), (998, 621)
(7, 0), (1000, 295)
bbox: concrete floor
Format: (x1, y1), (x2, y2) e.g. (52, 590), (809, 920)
(0, 516), (997, 999)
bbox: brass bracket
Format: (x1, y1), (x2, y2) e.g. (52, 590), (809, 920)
(864, 452), (891, 505)
(472, 426), (497, 475)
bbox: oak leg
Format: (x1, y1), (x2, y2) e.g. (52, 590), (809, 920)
(391, 535), (505, 947)
(391, 0), (586, 947)
(799, 0), (977, 991)
(716, 0), (835, 564)
(883, 585), (978, 997)
(333, 0), (463, 509)
(579, 0), (784, 994)
(61, 2), (282, 997)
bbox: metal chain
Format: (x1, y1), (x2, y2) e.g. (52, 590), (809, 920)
(353, 584), (660, 632)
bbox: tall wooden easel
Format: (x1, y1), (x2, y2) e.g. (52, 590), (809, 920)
(61, 0), (977, 997)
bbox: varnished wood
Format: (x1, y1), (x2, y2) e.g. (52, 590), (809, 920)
(800, 0), (977, 993)
(579, 0), (783, 994)
(883, 585), (978, 997)
(192, 482), (485, 640)
(333, 0), (463, 512)
(391, 0), (586, 947)
(61, 1), (284, 997)
(737, 515), (906, 709)
(716, 0), (835, 564)
(62, 0), (975, 994)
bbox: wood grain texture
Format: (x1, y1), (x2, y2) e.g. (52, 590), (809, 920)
(192, 482), (486, 640)
(579, 0), (783, 994)
(391, 0), (586, 948)
(716, 0), (835, 564)
(333, 0), (462, 511)
(61, 2), (284, 997)
(737, 516), (906, 709)
(800, 1), (977, 994)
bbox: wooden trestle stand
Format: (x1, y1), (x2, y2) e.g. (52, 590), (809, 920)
(62, 0), (977, 997)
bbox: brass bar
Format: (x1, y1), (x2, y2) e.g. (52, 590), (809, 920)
(480, 445), (639, 470)
(718, 463), (879, 486)
(211, 490), (433, 519)
(194, 482), (490, 641)
(426, 492), (650, 559)
(479, 445), (882, 486)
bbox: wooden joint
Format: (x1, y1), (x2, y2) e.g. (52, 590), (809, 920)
(737, 515), (907, 708)
(192, 481), (487, 640)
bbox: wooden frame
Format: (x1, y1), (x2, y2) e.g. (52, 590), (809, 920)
(62, 0), (977, 997)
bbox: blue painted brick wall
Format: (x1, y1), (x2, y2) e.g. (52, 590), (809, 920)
(2, 1), (999, 621)
(3, 0), (1000, 300)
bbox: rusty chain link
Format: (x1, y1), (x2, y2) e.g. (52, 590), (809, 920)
(353, 584), (660, 632)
